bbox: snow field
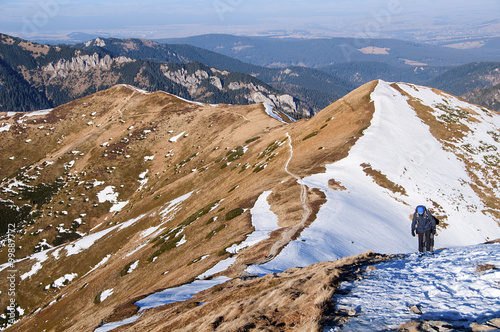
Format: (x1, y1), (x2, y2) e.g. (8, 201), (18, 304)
(326, 242), (500, 331)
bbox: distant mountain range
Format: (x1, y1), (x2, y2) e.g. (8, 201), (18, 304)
(75, 37), (356, 113)
(0, 34), (311, 117)
(76, 36), (500, 112)
(160, 34), (500, 68)
(157, 34), (500, 111)
(1, 32), (499, 116)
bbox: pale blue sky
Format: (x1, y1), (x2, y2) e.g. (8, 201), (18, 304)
(1, 0), (499, 41)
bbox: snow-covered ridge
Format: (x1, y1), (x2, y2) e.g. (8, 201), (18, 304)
(249, 80), (500, 276)
(397, 82), (500, 199)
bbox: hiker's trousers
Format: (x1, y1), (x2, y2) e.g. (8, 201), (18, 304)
(417, 230), (432, 252)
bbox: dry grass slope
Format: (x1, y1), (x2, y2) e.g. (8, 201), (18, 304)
(109, 251), (390, 332)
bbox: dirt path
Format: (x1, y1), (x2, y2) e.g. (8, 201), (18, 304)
(259, 132), (312, 262)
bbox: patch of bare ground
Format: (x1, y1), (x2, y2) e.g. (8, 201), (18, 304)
(1, 34), (15, 44)
(267, 179), (303, 227)
(18, 41), (50, 57)
(328, 178), (346, 191)
(289, 187), (326, 241)
(427, 200), (450, 230)
(361, 163), (407, 196)
(105, 251), (391, 332)
(390, 83), (471, 143)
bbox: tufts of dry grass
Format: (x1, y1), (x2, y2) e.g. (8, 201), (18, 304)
(104, 251), (390, 332)
(475, 264), (497, 273)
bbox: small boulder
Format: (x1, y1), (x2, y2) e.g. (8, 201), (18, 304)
(409, 305), (423, 315)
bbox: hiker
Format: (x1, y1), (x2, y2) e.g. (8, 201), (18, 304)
(411, 205), (437, 254)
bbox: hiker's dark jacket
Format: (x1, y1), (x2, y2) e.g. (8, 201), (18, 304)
(411, 208), (436, 234)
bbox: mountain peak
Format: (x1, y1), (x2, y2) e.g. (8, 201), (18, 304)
(84, 37), (106, 48)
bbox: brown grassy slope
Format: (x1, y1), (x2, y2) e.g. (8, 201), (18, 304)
(1, 86), (292, 331)
(111, 251), (391, 332)
(1, 81), (379, 332)
(285, 80), (377, 178)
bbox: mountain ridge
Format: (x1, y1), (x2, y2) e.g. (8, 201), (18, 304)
(78, 36), (500, 113)
(74, 37), (356, 114)
(0, 33), (309, 117)
(0, 80), (499, 331)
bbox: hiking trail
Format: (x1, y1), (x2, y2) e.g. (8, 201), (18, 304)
(264, 132), (312, 261)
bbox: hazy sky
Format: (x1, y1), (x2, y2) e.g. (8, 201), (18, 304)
(1, 0), (499, 41)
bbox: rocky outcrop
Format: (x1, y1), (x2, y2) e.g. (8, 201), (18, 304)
(43, 53), (135, 79)
(161, 65), (302, 115)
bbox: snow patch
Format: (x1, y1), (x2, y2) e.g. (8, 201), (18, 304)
(85, 254), (111, 276)
(176, 235), (187, 247)
(134, 277), (230, 312)
(64, 214), (145, 256)
(137, 170), (149, 191)
(110, 201), (129, 213)
(97, 186), (129, 212)
(94, 314), (142, 332)
(169, 131), (185, 142)
(226, 191), (279, 254)
(0, 123), (11, 132)
(125, 243), (147, 257)
(51, 273), (77, 289)
(197, 257), (237, 280)
(263, 102), (295, 124)
(97, 186), (118, 203)
(19, 108), (53, 120)
(100, 288), (114, 302)
(139, 226), (161, 239)
(127, 260), (139, 274)
(20, 251), (49, 280)
(158, 191), (194, 224)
